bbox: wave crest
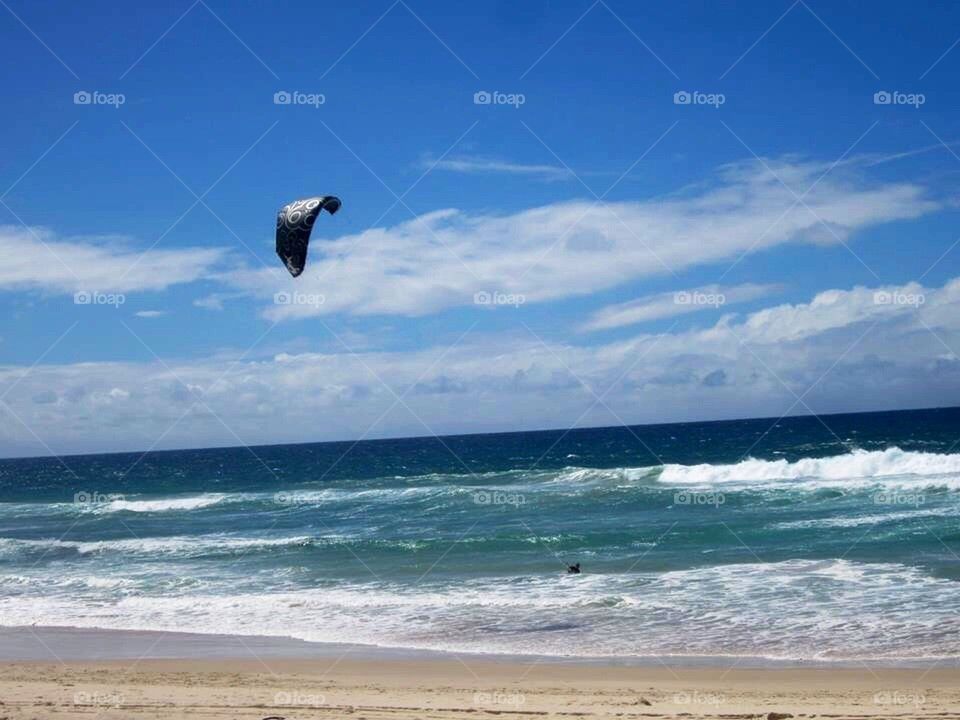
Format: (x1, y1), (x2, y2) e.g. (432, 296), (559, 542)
(658, 447), (960, 486)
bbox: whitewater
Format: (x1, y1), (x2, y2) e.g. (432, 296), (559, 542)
(1, 408), (959, 662)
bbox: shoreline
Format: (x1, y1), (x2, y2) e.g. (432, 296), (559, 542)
(3, 625), (958, 669)
(4, 629), (960, 717)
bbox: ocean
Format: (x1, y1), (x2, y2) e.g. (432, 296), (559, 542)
(1, 406), (959, 663)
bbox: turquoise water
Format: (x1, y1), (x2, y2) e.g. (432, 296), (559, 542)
(1, 407), (959, 661)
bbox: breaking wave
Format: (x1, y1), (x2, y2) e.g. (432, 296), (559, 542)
(657, 448), (960, 486)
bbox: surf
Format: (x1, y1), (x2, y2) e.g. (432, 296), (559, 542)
(657, 447), (960, 486)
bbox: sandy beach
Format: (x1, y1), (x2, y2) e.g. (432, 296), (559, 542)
(1, 654), (958, 719)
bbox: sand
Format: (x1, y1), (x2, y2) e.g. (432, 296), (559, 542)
(1, 656), (958, 719)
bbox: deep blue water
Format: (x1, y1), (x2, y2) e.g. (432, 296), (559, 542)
(1, 407), (959, 660)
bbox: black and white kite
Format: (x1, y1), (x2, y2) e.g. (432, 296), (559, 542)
(275, 196), (341, 277)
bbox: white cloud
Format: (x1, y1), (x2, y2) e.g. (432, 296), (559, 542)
(740, 282), (934, 343)
(223, 157), (937, 321)
(854, 140), (960, 168)
(193, 293), (227, 312)
(1, 157), (940, 325)
(424, 154), (573, 181)
(135, 310), (166, 318)
(0, 226), (228, 295)
(2, 277), (959, 457)
(581, 283), (779, 332)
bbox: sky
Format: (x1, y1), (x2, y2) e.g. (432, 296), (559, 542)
(1, 0), (959, 458)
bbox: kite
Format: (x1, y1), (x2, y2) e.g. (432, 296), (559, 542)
(275, 196), (341, 277)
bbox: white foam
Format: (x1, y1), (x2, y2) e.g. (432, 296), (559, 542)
(272, 486), (450, 506)
(2, 560), (958, 661)
(0, 534), (316, 559)
(74, 534), (314, 555)
(100, 494), (227, 513)
(658, 448), (960, 486)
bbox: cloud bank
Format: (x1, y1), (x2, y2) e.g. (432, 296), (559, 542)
(2, 277), (958, 457)
(0, 154), (951, 456)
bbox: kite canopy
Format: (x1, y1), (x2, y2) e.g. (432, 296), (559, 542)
(276, 196), (341, 277)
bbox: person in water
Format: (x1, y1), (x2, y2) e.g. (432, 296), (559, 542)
(567, 562), (581, 574)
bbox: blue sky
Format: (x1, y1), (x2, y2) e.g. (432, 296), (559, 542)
(1, 0), (959, 456)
